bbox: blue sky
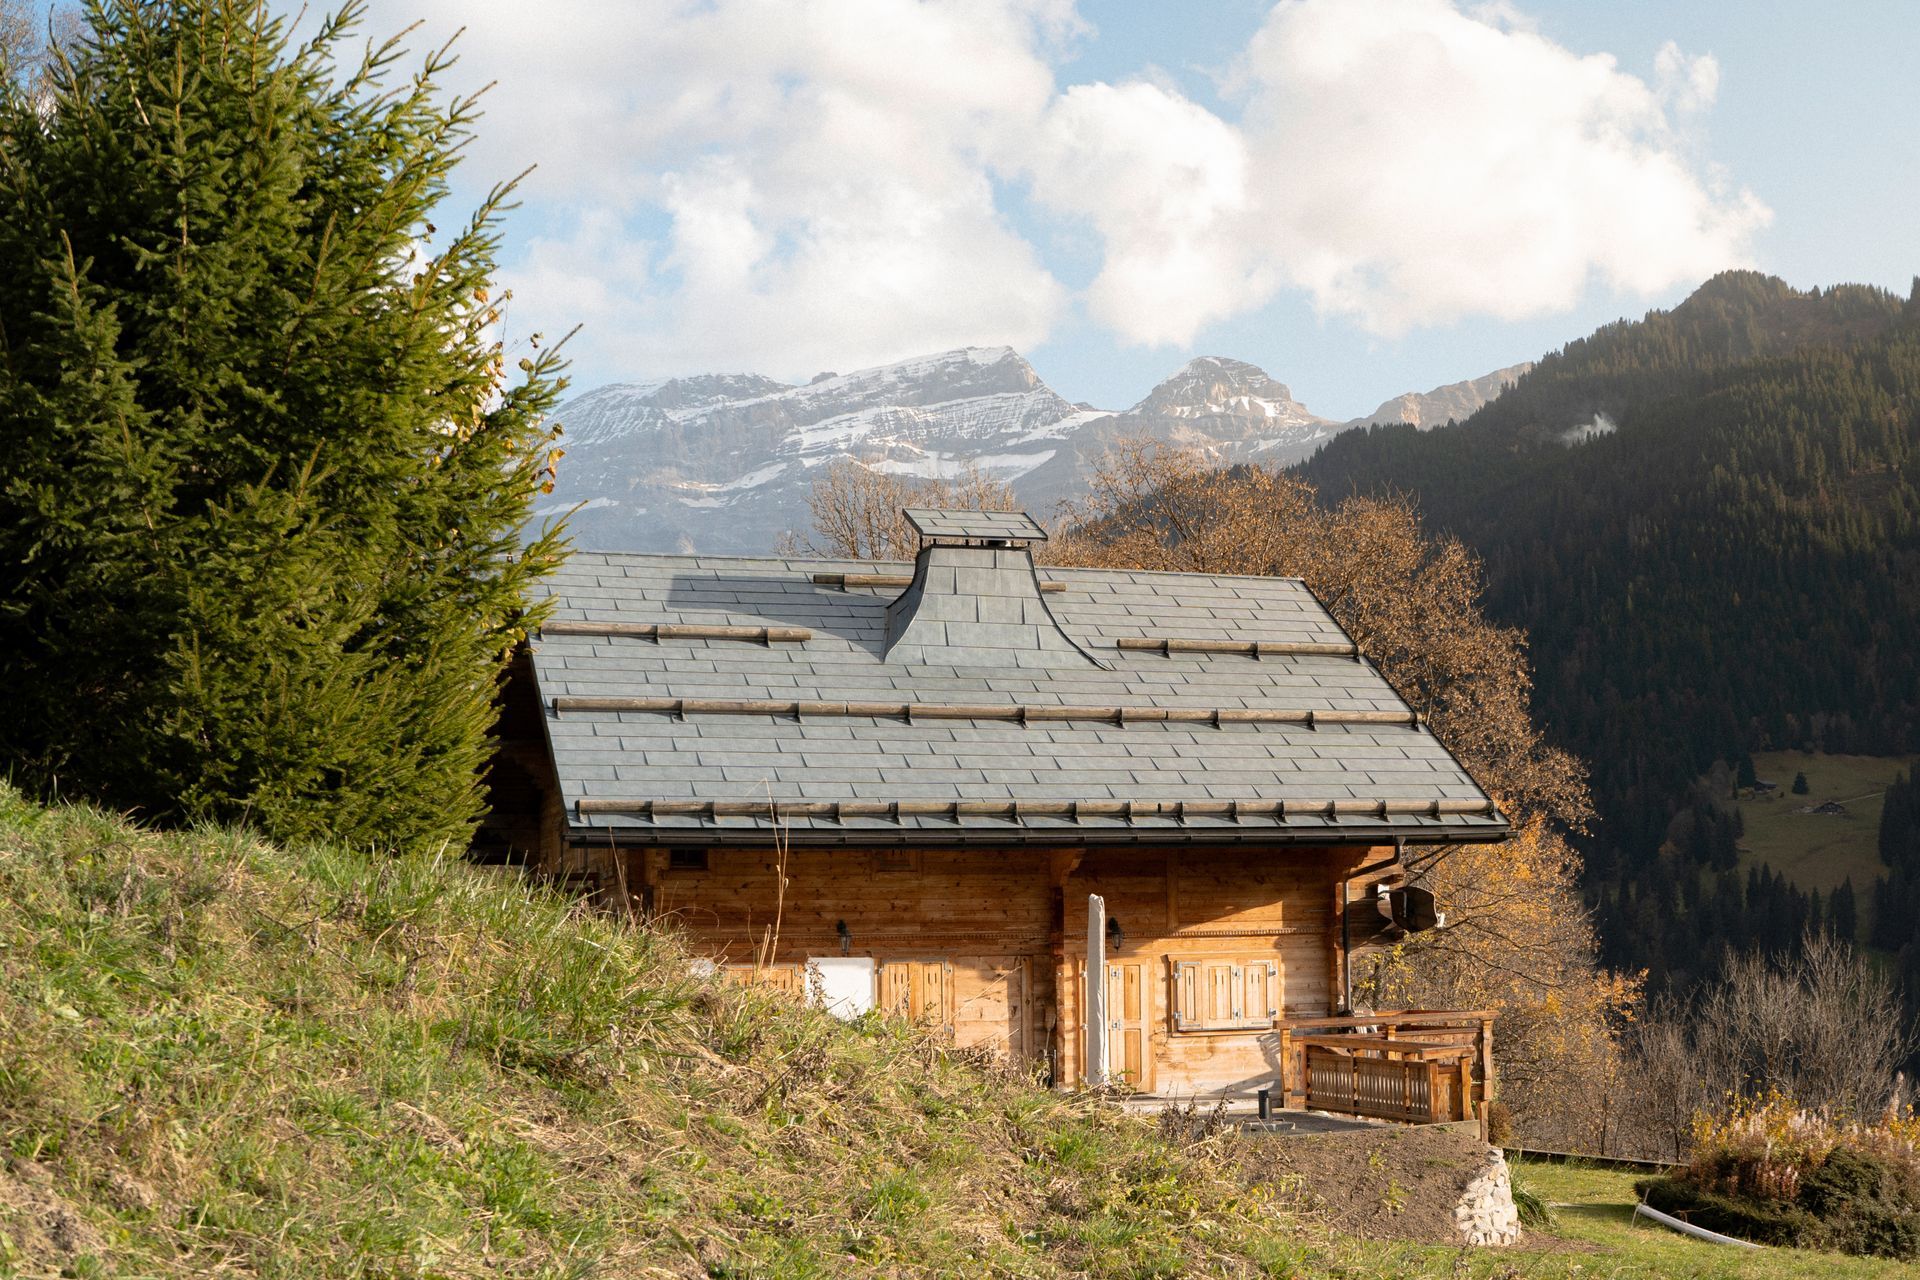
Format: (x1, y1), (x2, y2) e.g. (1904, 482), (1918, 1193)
(335, 0), (1914, 417)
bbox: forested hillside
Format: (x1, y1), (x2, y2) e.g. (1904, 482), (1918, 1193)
(1877, 772), (1920, 1012)
(1297, 272), (1920, 991)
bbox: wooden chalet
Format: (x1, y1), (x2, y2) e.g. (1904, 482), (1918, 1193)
(481, 509), (1510, 1126)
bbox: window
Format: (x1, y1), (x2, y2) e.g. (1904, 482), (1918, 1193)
(1171, 958), (1279, 1032)
(667, 847), (709, 872)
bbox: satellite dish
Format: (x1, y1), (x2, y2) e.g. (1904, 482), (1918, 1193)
(1389, 885), (1442, 932)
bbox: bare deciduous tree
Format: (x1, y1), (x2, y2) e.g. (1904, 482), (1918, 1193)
(1614, 935), (1918, 1160)
(2, 1), (79, 96)
(787, 459), (1016, 560)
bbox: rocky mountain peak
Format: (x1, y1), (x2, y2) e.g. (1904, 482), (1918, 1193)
(543, 347), (1524, 555)
(1128, 356), (1315, 422)
(1347, 362), (1535, 431)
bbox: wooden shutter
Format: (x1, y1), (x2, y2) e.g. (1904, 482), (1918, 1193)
(722, 964), (804, 998)
(921, 962), (951, 1029)
(880, 962), (911, 1015)
(1172, 957), (1280, 1032)
(1245, 959), (1279, 1027)
(1106, 962), (1150, 1089)
(878, 960), (954, 1032)
(1174, 961), (1198, 1030)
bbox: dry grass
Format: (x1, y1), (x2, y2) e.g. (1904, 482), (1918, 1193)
(22, 786), (1864, 1278)
(0, 786), (1336, 1278)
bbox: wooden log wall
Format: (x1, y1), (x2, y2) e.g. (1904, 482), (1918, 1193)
(639, 845), (1057, 1064)
(604, 839), (1385, 1097)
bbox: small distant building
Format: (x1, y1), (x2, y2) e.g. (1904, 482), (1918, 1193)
(1809, 801), (1851, 817)
(479, 509), (1508, 1121)
(1750, 779), (1779, 796)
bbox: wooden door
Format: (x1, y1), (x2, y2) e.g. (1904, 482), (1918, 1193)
(1105, 962), (1153, 1090)
(951, 957), (1031, 1060)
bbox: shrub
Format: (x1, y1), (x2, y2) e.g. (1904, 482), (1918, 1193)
(1645, 1092), (1920, 1257)
(1638, 1175), (1818, 1247)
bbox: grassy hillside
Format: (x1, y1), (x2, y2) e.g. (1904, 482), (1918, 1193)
(0, 786), (1330, 1277)
(3, 787), (1909, 1278)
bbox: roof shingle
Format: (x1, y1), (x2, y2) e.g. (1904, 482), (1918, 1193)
(528, 545), (1506, 844)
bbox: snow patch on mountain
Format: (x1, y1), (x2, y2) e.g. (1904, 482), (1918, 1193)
(544, 348), (1522, 554)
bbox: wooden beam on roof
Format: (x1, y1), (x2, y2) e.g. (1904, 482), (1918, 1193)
(549, 694), (1420, 728)
(813, 571), (1066, 593)
(1112, 636), (1359, 659)
(540, 621), (811, 643)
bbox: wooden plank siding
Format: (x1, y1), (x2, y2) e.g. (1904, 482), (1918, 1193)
(611, 840), (1387, 1098)
(1056, 845), (1377, 1096)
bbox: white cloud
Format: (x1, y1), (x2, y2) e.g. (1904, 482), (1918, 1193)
(352, 0), (1767, 375)
(363, 0), (1073, 378)
(1655, 40), (1721, 116)
(1030, 81), (1268, 344)
(1037, 0), (1768, 343)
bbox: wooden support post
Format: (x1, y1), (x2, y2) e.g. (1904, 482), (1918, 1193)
(1477, 1015), (1496, 1140)
(1085, 893), (1108, 1088)
(1277, 1025), (1293, 1109)
(1331, 869), (1348, 1013)
(1048, 849), (1084, 1088)
(1164, 848), (1177, 932)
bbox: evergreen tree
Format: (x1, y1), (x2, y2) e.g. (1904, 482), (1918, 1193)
(1793, 771), (1811, 796)
(1831, 877), (1857, 943)
(0, 1), (568, 851)
(1884, 770), (1918, 869)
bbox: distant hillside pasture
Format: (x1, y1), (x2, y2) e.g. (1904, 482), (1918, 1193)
(1731, 753), (1918, 895)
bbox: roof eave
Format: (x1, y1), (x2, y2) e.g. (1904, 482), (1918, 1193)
(561, 820), (1512, 849)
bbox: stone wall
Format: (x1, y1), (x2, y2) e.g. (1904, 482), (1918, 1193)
(1453, 1146), (1522, 1245)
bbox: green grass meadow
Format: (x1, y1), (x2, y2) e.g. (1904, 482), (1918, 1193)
(1496, 1160), (1912, 1280)
(1729, 752), (1914, 894)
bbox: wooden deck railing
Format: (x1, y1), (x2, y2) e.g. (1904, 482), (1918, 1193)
(1276, 1010), (1496, 1137)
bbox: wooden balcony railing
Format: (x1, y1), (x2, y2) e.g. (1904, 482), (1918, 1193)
(1275, 1010), (1496, 1137)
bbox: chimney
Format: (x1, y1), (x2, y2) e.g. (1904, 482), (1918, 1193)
(884, 509), (1104, 669)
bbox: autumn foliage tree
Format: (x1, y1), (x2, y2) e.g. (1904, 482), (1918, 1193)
(1037, 441), (1632, 1147)
(0, 1), (567, 852)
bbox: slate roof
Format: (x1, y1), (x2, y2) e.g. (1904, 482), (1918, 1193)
(526, 542), (1509, 845)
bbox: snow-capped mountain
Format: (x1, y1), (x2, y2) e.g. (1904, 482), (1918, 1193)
(542, 348), (1519, 553)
